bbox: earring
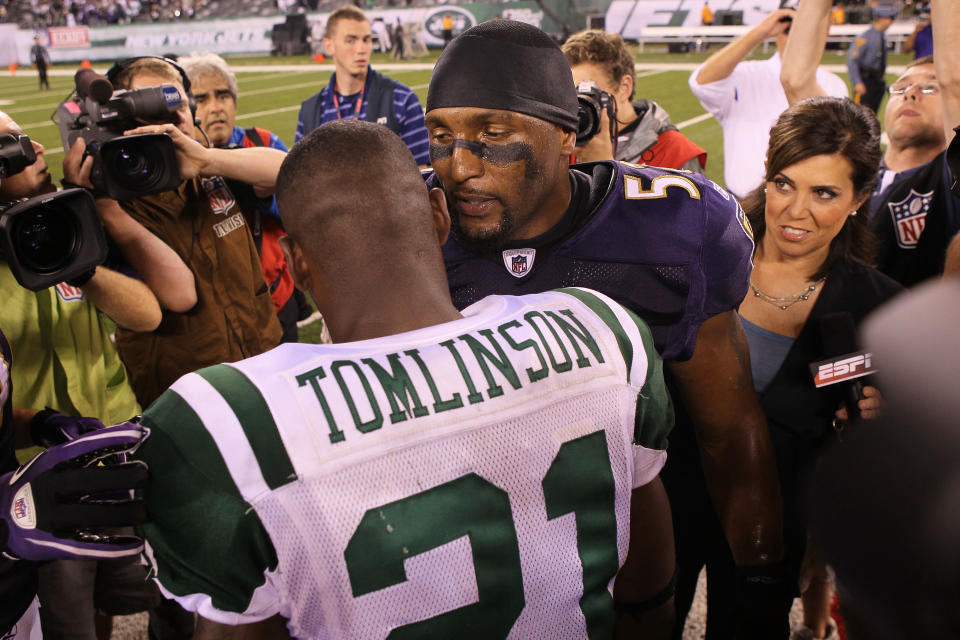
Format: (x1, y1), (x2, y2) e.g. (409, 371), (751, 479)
(850, 210), (858, 216)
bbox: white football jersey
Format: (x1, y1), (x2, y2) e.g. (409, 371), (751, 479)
(136, 288), (673, 639)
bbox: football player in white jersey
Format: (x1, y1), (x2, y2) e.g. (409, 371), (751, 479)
(134, 120), (677, 640)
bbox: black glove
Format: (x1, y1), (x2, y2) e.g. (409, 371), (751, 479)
(30, 408), (105, 448)
(734, 563), (794, 640)
(1, 422), (148, 562)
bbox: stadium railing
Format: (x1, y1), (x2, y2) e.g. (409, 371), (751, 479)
(638, 22), (918, 54)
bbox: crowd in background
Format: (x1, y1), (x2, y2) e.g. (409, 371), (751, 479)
(0, 0), (927, 29)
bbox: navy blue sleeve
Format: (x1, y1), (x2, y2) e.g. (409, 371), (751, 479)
(696, 178), (755, 316)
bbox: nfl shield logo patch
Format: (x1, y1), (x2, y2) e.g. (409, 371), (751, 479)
(14, 497), (27, 520)
(888, 189), (933, 249)
(55, 282), (84, 302)
(12, 485), (36, 528)
(502, 248), (536, 278)
(202, 176), (237, 215)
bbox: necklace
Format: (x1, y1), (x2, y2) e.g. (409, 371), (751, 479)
(750, 276), (826, 310)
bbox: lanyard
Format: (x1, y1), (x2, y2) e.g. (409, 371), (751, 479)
(332, 81), (364, 120)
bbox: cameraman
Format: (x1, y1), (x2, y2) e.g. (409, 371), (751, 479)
(101, 56), (284, 407)
(0, 111), (190, 640)
(562, 30), (707, 171)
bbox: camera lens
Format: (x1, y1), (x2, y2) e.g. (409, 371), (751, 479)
(98, 134), (181, 199)
(106, 141), (165, 192)
(116, 148), (150, 179)
(576, 96), (601, 146)
(11, 205), (79, 273)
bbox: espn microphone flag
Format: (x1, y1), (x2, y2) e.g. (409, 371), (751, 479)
(810, 350), (876, 388)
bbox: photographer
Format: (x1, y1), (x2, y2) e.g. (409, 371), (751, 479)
(180, 52), (300, 342)
(100, 56), (284, 407)
(0, 111), (187, 640)
(562, 30), (707, 172)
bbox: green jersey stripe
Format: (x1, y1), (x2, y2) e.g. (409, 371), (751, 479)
(604, 304), (674, 451)
(196, 365), (296, 491)
(140, 388), (238, 496)
(557, 288), (634, 383)
(137, 389), (278, 613)
(556, 288), (674, 451)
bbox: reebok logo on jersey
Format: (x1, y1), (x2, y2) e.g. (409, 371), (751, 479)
(502, 248), (535, 278)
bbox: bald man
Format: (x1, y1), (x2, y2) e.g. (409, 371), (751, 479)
(132, 120), (678, 640)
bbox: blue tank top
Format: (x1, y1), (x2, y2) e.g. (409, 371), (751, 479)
(739, 314), (795, 395)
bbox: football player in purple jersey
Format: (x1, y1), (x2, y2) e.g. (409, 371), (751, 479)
(423, 20), (787, 638)
(0, 326), (148, 639)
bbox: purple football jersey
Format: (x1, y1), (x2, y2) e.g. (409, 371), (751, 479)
(0, 329), (39, 631)
(433, 161), (755, 361)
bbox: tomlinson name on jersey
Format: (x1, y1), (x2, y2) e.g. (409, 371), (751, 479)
(293, 306), (606, 446)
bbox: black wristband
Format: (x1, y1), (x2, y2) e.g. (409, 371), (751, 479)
(65, 268), (96, 287)
(734, 563), (794, 640)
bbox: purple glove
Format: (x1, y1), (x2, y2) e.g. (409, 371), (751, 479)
(0, 422), (148, 562)
(30, 408), (105, 447)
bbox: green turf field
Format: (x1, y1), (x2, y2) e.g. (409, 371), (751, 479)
(2, 46), (915, 190)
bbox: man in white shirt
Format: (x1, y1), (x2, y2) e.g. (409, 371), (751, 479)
(689, 6), (848, 198)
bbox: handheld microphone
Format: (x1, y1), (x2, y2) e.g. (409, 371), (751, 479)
(74, 69), (114, 104)
(811, 312), (873, 422)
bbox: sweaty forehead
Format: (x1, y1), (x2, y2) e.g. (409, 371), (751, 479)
(897, 64), (937, 84)
(571, 63), (617, 91)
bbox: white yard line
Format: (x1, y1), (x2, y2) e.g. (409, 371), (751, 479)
(239, 80), (324, 97)
(635, 69), (668, 79)
(235, 104), (301, 119)
(675, 112), (714, 129)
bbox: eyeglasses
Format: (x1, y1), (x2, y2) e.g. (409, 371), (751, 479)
(888, 82), (940, 96)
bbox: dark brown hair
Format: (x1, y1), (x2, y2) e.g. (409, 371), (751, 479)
(741, 96), (880, 279)
(561, 30), (635, 98)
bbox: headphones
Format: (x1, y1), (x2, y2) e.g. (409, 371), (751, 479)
(106, 56), (198, 121)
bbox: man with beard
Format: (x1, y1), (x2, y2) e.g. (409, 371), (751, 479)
(870, 0), (960, 286)
(424, 19), (787, 638)
(870, 56), (948, 214)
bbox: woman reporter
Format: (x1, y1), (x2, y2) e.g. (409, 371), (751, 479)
(738, 96), (903, 639)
